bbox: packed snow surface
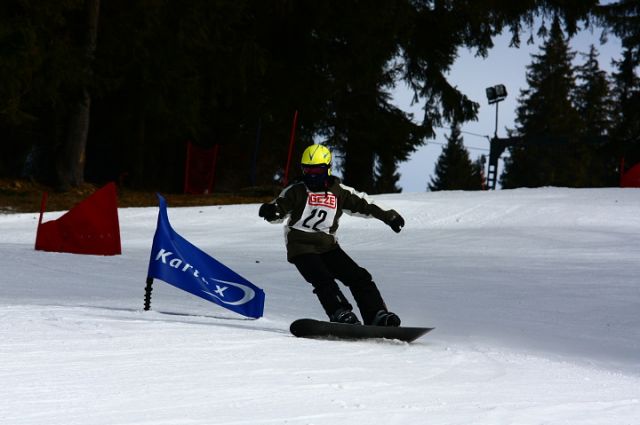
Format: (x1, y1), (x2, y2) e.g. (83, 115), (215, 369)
(1, 187), (639, 424)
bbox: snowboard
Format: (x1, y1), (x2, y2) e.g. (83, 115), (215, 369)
(290, 318), (433, 343)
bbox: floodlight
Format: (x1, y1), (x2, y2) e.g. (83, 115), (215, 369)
(486, 84), (507, 104)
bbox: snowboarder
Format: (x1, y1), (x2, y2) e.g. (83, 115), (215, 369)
(259, 144), (405, 326)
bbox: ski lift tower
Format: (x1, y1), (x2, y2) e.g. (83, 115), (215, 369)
(485, 84), (507, 189)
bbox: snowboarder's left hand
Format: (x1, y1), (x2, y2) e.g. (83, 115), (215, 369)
(387, 211), (405, 233)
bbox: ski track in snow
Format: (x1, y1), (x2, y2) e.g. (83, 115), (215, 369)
(1, 187), (639, 424)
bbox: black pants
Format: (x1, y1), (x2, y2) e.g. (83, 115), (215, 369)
(292, 246), (387, 325)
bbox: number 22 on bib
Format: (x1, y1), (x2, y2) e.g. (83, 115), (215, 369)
(293, 193), (337, 233)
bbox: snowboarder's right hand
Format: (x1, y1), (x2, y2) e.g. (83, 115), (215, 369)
(259, 203), (279, 221)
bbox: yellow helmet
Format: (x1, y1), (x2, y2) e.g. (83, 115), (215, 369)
(300, 144), (332, 190)
(301, 144), (331, 167)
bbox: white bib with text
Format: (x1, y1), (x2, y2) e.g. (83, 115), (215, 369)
(291, 192), (338, 234)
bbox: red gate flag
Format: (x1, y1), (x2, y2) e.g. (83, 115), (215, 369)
(621, 163), (640, 188)
(35, 182), (122, 255)
(183, 141), (219, 194)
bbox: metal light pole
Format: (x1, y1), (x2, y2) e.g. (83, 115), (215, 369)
(485, 84), (508, 189)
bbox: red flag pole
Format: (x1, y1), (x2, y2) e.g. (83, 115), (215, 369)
(38, 192), (48, 227)
(35, 191), (48, 249)
(283, 110), (299, 187)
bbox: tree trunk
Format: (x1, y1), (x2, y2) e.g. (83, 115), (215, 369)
(56, 0), (100, 190)
(343, 135), (375, 193)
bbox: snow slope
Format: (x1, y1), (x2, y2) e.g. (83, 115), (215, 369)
(1, 187), (639, 425)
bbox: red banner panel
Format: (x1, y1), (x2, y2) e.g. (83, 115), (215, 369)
(35, 182), (121, 255)
(184, 142), (219, 194)
(621, 163), (640, 188)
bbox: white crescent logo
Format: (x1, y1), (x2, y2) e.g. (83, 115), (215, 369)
(202, 277), (256, 306)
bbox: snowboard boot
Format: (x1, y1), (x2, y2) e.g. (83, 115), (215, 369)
(371, 310), (401, 327)
(330, 308), (361, 325)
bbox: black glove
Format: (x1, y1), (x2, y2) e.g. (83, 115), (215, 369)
(259, 203), (279, 221)
(387, 210), (405, 233)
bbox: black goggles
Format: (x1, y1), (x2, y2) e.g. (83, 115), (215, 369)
(301, 165), (329, 175)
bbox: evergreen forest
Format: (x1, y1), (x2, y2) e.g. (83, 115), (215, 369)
(1, 1), (638, 193)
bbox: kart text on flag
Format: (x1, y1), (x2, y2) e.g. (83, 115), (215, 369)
(146, 195), (265, 319)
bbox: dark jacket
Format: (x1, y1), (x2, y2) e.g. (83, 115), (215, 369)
(265, 177), (398, 262)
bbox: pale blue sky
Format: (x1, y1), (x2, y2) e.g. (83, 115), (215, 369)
(395, 24), (623, 192)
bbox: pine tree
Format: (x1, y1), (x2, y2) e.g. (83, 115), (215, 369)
(501, 17), (585, 188)
(609, 46), (640, 169)
(374, 152), (402, 193)
(472, 156), (487, 190)
(597, 1), (640, 60)
(574, 44), (617, 185)
(0, 1), (92, 182)
(575, 45), (613, 137)
(55, 0), (101, 190)
(428, 124), (482, 191)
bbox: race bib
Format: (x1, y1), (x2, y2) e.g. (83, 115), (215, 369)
(292, 193), (338, 233)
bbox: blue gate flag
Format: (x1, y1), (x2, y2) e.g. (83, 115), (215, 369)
(147, 195), (265, 319)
